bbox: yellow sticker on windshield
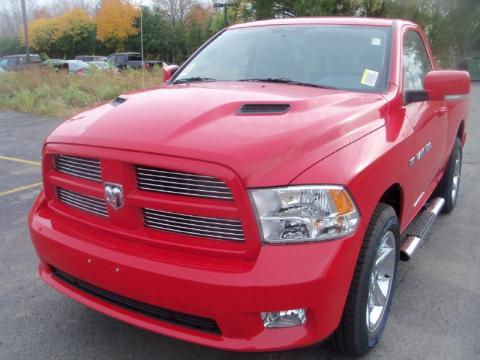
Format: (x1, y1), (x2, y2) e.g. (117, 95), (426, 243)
(361, 69), (379, 87)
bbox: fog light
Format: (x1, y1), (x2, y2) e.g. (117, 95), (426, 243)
(261, 309), (307, 328)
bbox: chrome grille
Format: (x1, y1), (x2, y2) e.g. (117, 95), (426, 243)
(57, 188), (108, 217)
(55, 155), (101, 182)
(143, 208), (244, 241)
(136, 166), (233, 200)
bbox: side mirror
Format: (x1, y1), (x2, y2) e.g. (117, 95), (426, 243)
(163, 64), (179, 82)
(424, 70), (470, 100)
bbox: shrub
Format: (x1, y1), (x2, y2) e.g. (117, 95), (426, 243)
(0, 67), (164, 118)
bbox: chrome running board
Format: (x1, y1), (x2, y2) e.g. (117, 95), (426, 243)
(400, 197), (445, 261)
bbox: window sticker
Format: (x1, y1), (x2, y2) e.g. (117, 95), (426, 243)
(361, 69), (379, 87)
(371, 37), (382, 46)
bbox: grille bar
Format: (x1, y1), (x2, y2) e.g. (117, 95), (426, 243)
(57, 188), (108, 217)
(51, 267), (221, 334)
(136, 166), (233, 200)
(143, 208), (245, 241)
(55, 155), (101, 182)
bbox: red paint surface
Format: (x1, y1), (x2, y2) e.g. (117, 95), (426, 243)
(29, 17), (470, 351)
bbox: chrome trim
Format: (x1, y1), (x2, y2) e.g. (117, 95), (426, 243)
(145, 217), (244, 233)
(104, 183), (124, 210)
(57, 154), (99, 165)
(137, 183), (231, 195)
(144, 223), (245, 240)
(137, 177), (229, 188)
(409, 142), (432, 167)
(428, 197), (446, 214)
(413, 191), (425, 207)
(137, 168), (217, 179)
(57, 188), (108, 217)
(137, 187), (232, 200)
(143, 208), (244, 241)
(136, 166), (233, 200)
(400, 236), (421, 260)
(445, 94), (469, 101)
(144, 209), (242, 226)
(400, 197), (445, 261)
(55, 155), (101, 182)
(55, 159), (99, 170)
(58, 192), (107, 211)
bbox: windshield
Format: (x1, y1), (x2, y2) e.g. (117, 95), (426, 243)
(174, 25), (392, 92)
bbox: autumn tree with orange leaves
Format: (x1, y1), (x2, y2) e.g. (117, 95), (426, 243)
(96, 0), (140, 51)
(23, 8), (96, 58)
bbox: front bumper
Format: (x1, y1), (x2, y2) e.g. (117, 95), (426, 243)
(29, 192), (364, 352)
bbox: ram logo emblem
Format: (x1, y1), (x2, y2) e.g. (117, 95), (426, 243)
(104, 183), (124, 209)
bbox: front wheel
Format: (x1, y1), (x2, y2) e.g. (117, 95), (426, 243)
(330, 203), (400, 356)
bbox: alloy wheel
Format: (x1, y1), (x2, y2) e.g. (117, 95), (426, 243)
(451, 149), (461, 203)
(366, 230), (396, 334)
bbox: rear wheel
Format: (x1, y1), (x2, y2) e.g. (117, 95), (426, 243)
(330, 203), (400, 356)
(434, 138), (462, 213)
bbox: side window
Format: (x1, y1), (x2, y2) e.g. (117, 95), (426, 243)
(403, 31), (432, 91)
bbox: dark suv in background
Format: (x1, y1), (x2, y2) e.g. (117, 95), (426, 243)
(0, 54), (42, 71)
(106, 52), (166, 70)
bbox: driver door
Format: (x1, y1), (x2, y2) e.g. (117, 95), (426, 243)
(402, 30), (447, 208)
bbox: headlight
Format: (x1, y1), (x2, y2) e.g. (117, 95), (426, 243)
(249, 185), (359, 244)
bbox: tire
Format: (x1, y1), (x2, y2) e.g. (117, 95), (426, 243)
(434, 138), (462, 214)
(329, 203), (400, 356)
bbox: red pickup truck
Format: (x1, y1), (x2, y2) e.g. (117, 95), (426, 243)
(29, 17), (470, 355)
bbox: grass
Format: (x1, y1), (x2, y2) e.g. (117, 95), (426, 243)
(0, 67), (164, 118)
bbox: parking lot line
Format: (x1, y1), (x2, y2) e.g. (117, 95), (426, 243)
(0, 155), (41, 166)
(0, 182), (43, 197)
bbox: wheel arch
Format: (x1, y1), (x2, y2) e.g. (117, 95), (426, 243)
(457, 120), (465, 140)
(378, 183), (404, 223)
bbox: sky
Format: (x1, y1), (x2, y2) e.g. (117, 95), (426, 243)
(32, 0), (213, 6)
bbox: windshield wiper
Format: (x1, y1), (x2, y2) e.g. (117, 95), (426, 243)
(238, 78), (339, 90)
(173, 77), (217, 84)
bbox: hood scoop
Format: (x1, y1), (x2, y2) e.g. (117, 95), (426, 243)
(111, 96), (127, 107)
(238, 103), (291, 115)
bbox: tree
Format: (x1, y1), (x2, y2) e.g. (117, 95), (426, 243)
(56, 8), (95, 58)
(96, 0), (140, 51)
(49, 0), (96, 15)
(153, 0), (193, 24)
(0, 0), (39, 37)
(449, 0), (480, 57)
(22, 8), (95, 58)
(126, 6), (171, 59)
(25, 16), (60, 55)
(0, 36), (23, 57)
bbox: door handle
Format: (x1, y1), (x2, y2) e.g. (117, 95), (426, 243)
(436, 106), (447, 115)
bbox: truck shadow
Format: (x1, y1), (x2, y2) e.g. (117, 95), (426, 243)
(53, 299), (343, 360)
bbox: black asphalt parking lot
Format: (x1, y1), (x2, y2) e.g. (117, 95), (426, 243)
(1, 85), (479, 360)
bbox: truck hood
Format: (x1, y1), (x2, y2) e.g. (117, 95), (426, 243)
(47, 82), (388, 187)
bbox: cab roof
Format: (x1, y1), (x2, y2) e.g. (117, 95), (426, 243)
(229, 17), (416, 30)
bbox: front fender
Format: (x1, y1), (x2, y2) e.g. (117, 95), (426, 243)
(286, 123), (414, 324)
